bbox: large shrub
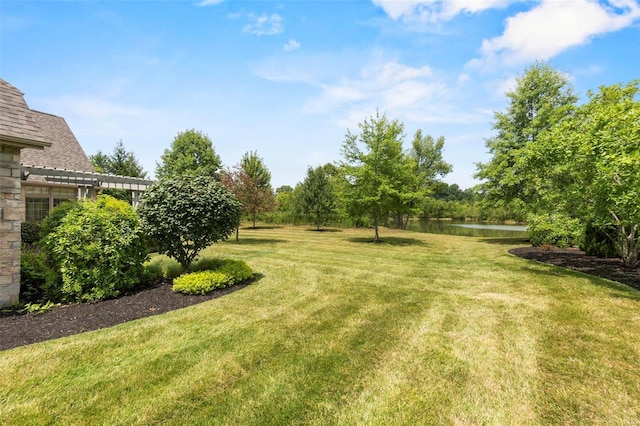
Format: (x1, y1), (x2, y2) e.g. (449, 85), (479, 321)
(137, 176), (241, 271)
(581, 222), (618, 258)
(44, 195), (147, 301)
(527, 214), (583, 248)
(20, 246), (64, 304)
(39, 200), (81, 240)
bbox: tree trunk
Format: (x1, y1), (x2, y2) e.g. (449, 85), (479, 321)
(403, 214), (411, 229)
(235, 227), (239, 241)
(252, 213), (257, 228)
(618, 223), (639, 267)
(373, 214), (380, 242)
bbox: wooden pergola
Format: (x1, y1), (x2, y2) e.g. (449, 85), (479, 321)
(21, 165), (155, 206)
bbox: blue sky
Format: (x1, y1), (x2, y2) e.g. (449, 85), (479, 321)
(2, 0), (639, 189)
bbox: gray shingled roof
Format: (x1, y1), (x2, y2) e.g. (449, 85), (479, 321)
(21, 111), (95, 173)
(0, 79), (49, 146)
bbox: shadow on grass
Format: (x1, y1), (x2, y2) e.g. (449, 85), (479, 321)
(347, 237), (427, 247)
(241, 225), (283, 230)
(304, 228), (343, 233)
(250, 272), (265, 284)
(227, 238), (287, 245)
(478, 237), (530, 246)
(516, 264), (640, 301)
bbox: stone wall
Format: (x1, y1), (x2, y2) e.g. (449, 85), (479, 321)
(0, 145), (22, 307)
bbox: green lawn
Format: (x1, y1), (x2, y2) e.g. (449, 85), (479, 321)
(1, 225), (639, 425)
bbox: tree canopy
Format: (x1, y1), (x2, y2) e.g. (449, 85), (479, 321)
(221, 151), (275, 229)
(137, 176), (241, 270)
(475, 61), (577, 211)
(521, 80), (640, 265)
(90, 140), (147, 178)
(298, 165), (337, 230)
(341, 112), (413, 242)
(155, 129), (221, 179)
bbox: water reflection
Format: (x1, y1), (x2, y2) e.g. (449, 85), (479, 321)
(406, 220), (528, 238)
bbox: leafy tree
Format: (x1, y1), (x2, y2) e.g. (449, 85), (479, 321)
(475, 61), (577, 212)
(223, 151), (275, 228)
(298, 166), (337, 230)
(241, 150), (272, 189)
(137, 176), (241, 271)
(392, 130), (452, 228)
(90, 140), (148, 178)
(341, 112), (413, 242)
(521, 81), (640, 266)
(155, 129), (221, 179)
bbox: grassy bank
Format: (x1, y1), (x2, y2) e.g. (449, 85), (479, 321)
(1, 226), (639, 424)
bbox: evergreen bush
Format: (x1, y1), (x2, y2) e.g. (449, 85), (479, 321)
(581, 223), (618, 258)
(21, 222), (42, 246)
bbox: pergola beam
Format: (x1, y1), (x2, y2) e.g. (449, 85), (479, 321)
(21, 165), (155, 191)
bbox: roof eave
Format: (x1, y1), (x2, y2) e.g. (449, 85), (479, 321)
(0, 135), (51, 150)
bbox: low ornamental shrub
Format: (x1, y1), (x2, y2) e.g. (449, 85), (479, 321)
(216, 260), (253, 284)
(44, 195), (147, 301)
(172, 259), (253, 295)
(20, 246), (65, 304)
(21, 222), (42, 246)
(172, 271), (230, 295)
(581, 222), (618, 258)
(190, 257), (225, 273)
(527, 214), (583, 248)
(144, 255), (183, 280)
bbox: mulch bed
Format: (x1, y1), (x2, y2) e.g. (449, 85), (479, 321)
(2, 247), (639, 352)
(0, 281), (250, 352)
(509, 246), (640, 291)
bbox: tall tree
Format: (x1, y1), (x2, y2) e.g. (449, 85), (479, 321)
(298, 165), (337, 230)
(392, 130), (452, 228)
(341, 112), (413, 242)
(221, 151), (275, 230)
(521, 81), (640, 266)
(155, 129), (221, 179)
(239, 151), (275, 228)
(240, 150), (272, 189)
(90, 140), (148, 178)
(475, 61), (577, 212)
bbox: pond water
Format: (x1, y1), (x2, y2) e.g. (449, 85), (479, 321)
(406, 220), (528, 238)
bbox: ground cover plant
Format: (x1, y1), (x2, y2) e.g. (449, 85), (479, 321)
(1, 226), (639, 424)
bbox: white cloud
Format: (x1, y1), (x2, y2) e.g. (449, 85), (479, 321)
(299, 59), (488, 128)
(199, 0), (224, 6)
(469, 0), (640, 68)
(284, 39), (301, 52)
(242, 13), (284, 36)
(372, 0), (518, 23)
